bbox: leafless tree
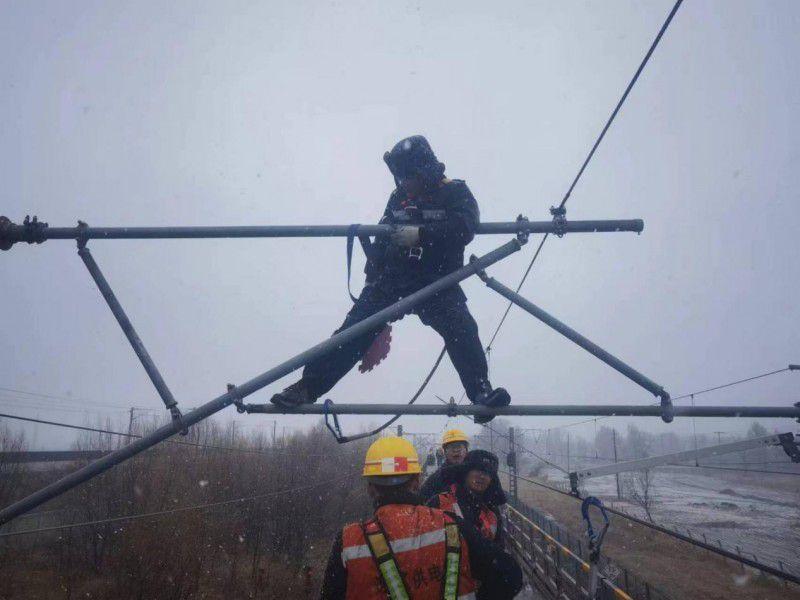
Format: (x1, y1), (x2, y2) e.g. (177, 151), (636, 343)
(623, 469), (657, 522)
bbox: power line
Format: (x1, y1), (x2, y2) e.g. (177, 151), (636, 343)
(0, 412), (325, 457)
(549, 365), (795, 431)
(485, 0), (685, 351)
(0, 475), (355, 538)
(671, 367), (793, 401)
(0, 385), (158, 413)
(398, 0), (686, 426)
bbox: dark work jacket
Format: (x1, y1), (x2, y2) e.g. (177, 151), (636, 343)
(419, 465), (451, 501)
(320, 491), (522, 600)
(365, 179), (480, 292)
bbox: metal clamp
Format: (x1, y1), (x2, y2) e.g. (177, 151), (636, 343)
(408, 246), (423, 260)
(515, 214), (530, 244)
(446, 396), (458, 418)
(468, 254), (490, 284)
(76, 220), (90, 250)
(169, 405), (189, 436)
(2, 215), (50, 249)
(227, 383), (247, 414)
(658, 391), (674, 424)
(550, 205), (567, 237)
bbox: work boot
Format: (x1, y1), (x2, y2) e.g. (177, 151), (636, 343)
(472, 380), (511, 424)
(270, 380), (317, 408)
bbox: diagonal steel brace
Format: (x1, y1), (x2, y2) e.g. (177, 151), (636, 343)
(76, 223), (187, 434)
(472, 258), (674, 423)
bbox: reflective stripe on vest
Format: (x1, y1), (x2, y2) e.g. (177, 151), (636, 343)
(342, 505), (477, 600)
(442, 523), (461, 600)
(361, 519), (461, 600)
(362, 519), (410, 600)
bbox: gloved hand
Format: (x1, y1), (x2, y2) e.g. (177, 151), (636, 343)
(390, 225), (421, 247)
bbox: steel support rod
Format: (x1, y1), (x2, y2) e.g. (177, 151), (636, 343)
(474, 264), (674, 422)
(0, 238), (523, 526)
(0, 216), (642, 248)
(78, 245), (182, 423)
(243, 403), (800, 418)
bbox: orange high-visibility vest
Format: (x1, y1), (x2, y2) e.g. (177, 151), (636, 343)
(341, 504), (477, 599)
(436, 485), (498, 542)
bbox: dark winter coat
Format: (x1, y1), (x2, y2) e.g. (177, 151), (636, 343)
(426, 457), (508, 549)
(419, 464), (451, 501)
(365, 179), (480, 294)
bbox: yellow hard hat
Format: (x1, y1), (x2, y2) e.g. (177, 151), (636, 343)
(442, 429), (469, 447)
(363, 436), (421, 483)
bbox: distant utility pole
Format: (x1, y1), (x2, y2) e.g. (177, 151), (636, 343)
(489, 426), (494, 454)
(272, 421), (277, 445)
(508, 427), (518, 503)
(714, 431), (725, 445)
(128, 407), (135, 437)
(613, 428), (622, 499)
(567, 433), (571, 473)
(397, 424), (403, 437)
(691, 393), (699, 466)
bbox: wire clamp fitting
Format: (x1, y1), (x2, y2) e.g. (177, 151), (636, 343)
(515, 214), (530, 244)
(76, 220), (90, 250)
(447, 396), (458, 418)
(227, 383), (247, 414)
(549, 206), (567, 237)
(658, 390), (674, 423)
(168, 405), (189, 436)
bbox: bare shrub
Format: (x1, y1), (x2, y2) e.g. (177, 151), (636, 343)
(0, 418), (373, 599)
(623, 469), (657, 522)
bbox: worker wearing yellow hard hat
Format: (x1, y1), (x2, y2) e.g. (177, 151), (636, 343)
(320, 436), (522, 599)
(420, 429), (470, 500)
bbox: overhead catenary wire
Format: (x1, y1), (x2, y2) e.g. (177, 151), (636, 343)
(549, 365), (796, 431)
(391, 0), (686, 429)
(0, 412), (328, 457)
(484, 0), (685, 352)
(0, 475), (355, 538)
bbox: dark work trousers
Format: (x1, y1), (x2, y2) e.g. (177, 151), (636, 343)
(302, 283), (489, 400)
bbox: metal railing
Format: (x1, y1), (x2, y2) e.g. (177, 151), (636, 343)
(505, 497), (671, 600)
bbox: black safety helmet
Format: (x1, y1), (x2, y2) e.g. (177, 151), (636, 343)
(383, 135), (446, 188)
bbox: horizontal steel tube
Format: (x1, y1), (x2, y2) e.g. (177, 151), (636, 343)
(0, 238), (522, 526)
(480, 274), (666, 398)
(1, 218), (643, 243)
(244, 403), (800, 418)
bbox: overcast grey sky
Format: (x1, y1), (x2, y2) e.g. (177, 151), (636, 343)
(1, 1), (798, 452)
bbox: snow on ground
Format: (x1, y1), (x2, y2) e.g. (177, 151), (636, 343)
(541, 462), (800, 576)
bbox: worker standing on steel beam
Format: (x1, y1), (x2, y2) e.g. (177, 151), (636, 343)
(320, 436), (522, 599)
(420, 429), (469, 500)
(272, 136), (510, 423)
(427, 450), (506, 547)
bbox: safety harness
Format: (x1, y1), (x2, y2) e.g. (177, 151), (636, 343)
(360, 517), (461, 600)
